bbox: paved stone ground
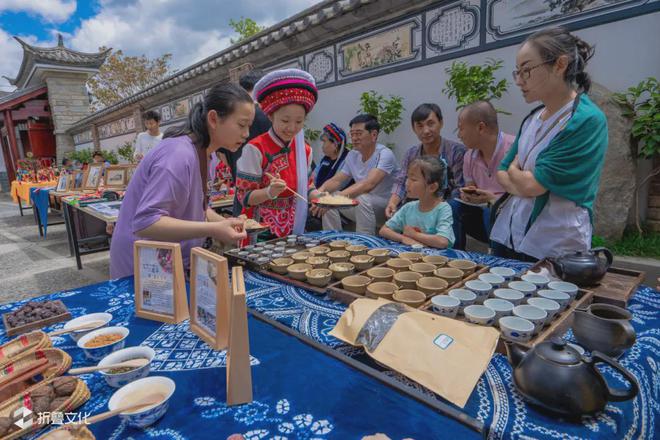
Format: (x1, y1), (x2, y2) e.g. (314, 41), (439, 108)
(0, 193), (110, 305)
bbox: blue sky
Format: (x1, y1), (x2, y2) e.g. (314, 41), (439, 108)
(0, 0), (318, 91)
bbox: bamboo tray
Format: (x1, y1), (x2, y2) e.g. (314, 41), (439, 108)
(0, 331), (51, 364)
(2, 301), (71, 337)
(530, 259), (644, 308)
(420, 275), (594, 354)
(328, 260), (489, 305)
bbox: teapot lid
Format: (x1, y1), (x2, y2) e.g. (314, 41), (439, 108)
(535, 337), (581, 365)
(558, 250), (596, 262)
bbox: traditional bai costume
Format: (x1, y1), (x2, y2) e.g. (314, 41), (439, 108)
(235, 69), (318, 237)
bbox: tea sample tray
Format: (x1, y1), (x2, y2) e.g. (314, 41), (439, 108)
(223, 236), (331, 295)
(420, 276), (594, 354)
(531, 259), (643, 308)
(2, 300), (71, 337)
(327, 259), (488, 305)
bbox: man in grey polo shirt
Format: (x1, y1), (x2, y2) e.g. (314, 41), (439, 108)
(312, 114), (398, 235)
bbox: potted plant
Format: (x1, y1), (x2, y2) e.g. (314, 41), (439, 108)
(358, 90), (404, 149)
(442, 58), (509, 112)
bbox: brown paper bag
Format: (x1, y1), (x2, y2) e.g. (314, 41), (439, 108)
(330, 298), (499, 408)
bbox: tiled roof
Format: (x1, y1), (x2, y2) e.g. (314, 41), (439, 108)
(67, 0), (376, 132)
(0, 84), (47, 109)
(9, 34), (111, 87)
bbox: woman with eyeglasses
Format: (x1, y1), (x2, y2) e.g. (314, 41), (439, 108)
(490, 27), (608, 261)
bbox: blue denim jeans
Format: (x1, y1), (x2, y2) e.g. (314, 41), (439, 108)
(449, 198), (491, 251)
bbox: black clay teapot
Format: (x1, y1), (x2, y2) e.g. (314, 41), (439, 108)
(573, 303), (636, 358)
(547, 247), (613, 286)
(505, 337), (639, 417)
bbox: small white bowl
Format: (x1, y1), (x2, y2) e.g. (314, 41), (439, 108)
(537, 289), (571, 310)
(77, 326), (129, 361)
(464, 305), (496, 326)
(489, 266), (516, 281)
(448, 289), (477, 314)
(527, 297), (561, 324)
(513, 305), (547, 334)
(98, 346), (155, 388)
(521, 273), (550, 289)
(483, 298), (514, 324)
(464, 280), (492, 304)
(499, 316), (535, 342)
(508, 281), (537, 298)
(63, 313), (113, 342)
(478, 273), (505, 289)
(493, 288), (525, 306)
(548, 281), (579, 300)
(431, 295), (461, 318)
(108, 376), (175, 428)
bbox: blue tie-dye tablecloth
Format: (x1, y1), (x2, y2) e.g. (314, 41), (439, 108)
(1, 231), (657, 439)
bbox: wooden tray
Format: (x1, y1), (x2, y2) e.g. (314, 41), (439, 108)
(328, 261), (489, 305)
(224, 236), (334, 294)
(420, 275), (594, 354)
(2, 301), (71, 337)
(530, 259), (644, 308)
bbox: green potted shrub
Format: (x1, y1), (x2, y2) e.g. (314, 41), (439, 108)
(443, 58), (509, 113)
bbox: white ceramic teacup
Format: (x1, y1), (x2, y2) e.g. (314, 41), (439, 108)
(513, 304), (547, 334)
(464, 280), (492, 304)
(547, 281), (579, 300)
(448, 289), (477, 315)
(521, 273), (550, 289)
(527, 297), (561, 324)
(464, 305), (496, 326)
(478, 273), (505, 289)
(537, 289), (571, 310)
(483, 298), (514, 325)
(493, 288), (525, 306)
(489, 266), (516, 281)
(508, 281), (537, 298)
(499, 316), (535, 343)
(431, 295), (461, 318)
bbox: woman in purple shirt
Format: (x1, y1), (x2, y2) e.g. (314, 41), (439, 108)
(110, 83), (254, 278)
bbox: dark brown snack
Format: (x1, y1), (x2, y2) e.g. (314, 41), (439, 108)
(50, 396), (70, 412)
(0, 416), (13, 436)
(32, 396), (51, 415)
(31, 384), (55, 401)
(53, 377), (77, 397)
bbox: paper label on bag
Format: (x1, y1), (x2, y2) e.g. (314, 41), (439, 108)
(433, 334), (454, 350)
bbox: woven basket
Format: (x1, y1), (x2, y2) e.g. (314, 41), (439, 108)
(0, 377), (90, 440)
(0, 332), (52, 364)
(36, 425), (96, 440)
(0, 349), (72, 383)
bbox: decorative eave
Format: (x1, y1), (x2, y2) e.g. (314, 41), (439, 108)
(67, 0), (383, 133)
(10, 34), (111, 89)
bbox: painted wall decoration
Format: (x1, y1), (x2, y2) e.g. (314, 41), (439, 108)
(73, 130), (92, 145)
(426, 1), (480, 57)
(487, 0), (652, 42)
(305, 47), (335, 85)
(337, 17), (422, 79)
(98, 115), (136, 140)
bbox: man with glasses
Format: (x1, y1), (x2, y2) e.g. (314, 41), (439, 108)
(313, 114), (398, 235)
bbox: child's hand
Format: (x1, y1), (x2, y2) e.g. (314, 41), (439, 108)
(401, 236), (421, 246)
(403, 225), (421, 238)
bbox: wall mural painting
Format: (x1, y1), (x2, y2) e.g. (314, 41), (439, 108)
(98, 115), (136, 140)
(73, 130), (93, 145)
(338, 19), (421, 78)
(426, 1), (480, 57)
(487, 0), (650, 41)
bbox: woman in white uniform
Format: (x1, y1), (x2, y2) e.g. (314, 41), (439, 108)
(490, 27), (608, 262)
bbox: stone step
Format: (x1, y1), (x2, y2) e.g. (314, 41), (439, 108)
(647, 220), (660, 233)
(650, 196), (660, 208)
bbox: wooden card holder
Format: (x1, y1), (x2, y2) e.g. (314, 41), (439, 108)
(134, 240), (189, 324)
(82, 164), (103, 191)
(104, 165), (128, 189)
(189, 247), (231, 350)
(226, 266), (253, 406)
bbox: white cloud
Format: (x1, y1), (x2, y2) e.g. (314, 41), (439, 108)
(0, 0), (318, 92)
(0, 0), (77, 23)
